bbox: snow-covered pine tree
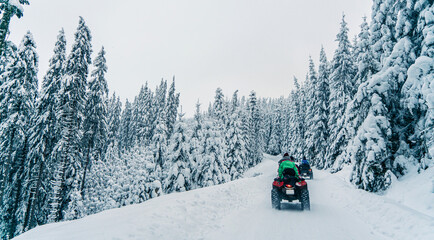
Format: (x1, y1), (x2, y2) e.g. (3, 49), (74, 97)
(246, 91), (263, 166)
(292, 77), (308, 159)
(226, 105), (248, 180)
(305, 57), (318, 164)
(152, 109), (168, 169)
(326, 14), (356, 168)
(197, 120), (229, 187)
(337, 16), (380, 171)
(213, 87), (226, 126)
(106, 93), (121, 148)
(230, 90), (239, 115)
(49, 17), (92, 221)
(165, 78), (180, 138)
(262, 99), (273, 154)
(309, 50), (330, 169)
(81, 47), (109, 196)
(23, 29), (66, 232)
(0, 31), (38, 239)
(132, 83), (153, 145)
(190, 101), (204, 188)
(267, 98), (284, 155)
(119, 99), (134, 152)
(163, 121), (192, 193)
(150, 80), (167, 139)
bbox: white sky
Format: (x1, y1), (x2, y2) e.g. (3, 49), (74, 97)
(9, 0), (372, 117)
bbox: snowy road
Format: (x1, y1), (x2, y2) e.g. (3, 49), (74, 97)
(15, 155), (434, 240)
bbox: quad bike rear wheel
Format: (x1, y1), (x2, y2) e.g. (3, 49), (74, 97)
(271, 188), (281, 210)
(300, 188), (310, 211)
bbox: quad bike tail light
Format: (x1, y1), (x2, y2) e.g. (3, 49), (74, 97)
(285, 184), (293, 188)
(273, 181), (283, 187)
(296, 181), (307, 187)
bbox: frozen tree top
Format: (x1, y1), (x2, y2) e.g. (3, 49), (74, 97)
(7, 0), (24, 12)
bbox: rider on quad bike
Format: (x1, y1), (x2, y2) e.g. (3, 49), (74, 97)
(299, 157), (313, 179)
(278, 153), (300, 179)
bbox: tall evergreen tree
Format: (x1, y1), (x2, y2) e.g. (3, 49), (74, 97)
(338, 17), (380, 171)
(246, 91), (263, 166)
(197, 121), (229, 187)
(226, 106), (247, 180)
(326, 14), (356, 168)
(119, 99), (134, 151)
(309, 50), (330, 169)
(49, 17), (92, 222)
(163, 121), (191, 193)
(305, 57), (318, 163)
(81, 47), (109, 195)
(165, 78), (179, 137)
(23, 29), (66, 232)
(152, 111), (168, 169)
(0, 31), (38, 239)
(267, 99), (283, 155)
(150, 80), (167, 138)
(213, 88), (226, 126)
(106, 93), (121, 148)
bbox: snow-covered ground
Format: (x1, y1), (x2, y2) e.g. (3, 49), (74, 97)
(15, 155), (434, 240)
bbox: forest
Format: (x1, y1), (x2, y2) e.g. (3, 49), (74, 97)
(0, 0), (432, 239)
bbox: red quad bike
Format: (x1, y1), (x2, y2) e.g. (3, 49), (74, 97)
(271, 168), (310, 211)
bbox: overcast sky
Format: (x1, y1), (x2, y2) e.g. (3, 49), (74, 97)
(9, 0), (372, 117)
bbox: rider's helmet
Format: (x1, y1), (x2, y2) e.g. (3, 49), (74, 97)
(283, 152), (289, 157)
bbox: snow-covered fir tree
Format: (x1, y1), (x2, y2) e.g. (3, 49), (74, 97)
(226, 104), (248, 180)
(305, 57), (319, 163)
(23, 28), (66, 232)
(308, 51), (330, 169)
(81, 47), (109, 196)
(196, 121), (229, 187)
(213, 87), (226, 126)
(165, 78), (180, 137)
(246, 91), (263, 166)
(163, 121), (192, 193)
(119, 99), (134, 152)
(131, 83), (152, 145)
(326, 14), (356, 168)
(0, 31), (38, 239)
(106, 92), (121, 148)
(49, 17), (92, 221)
(267, 98), (284, 155)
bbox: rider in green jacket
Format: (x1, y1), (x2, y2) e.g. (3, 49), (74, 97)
(278, 153), (300, 178)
